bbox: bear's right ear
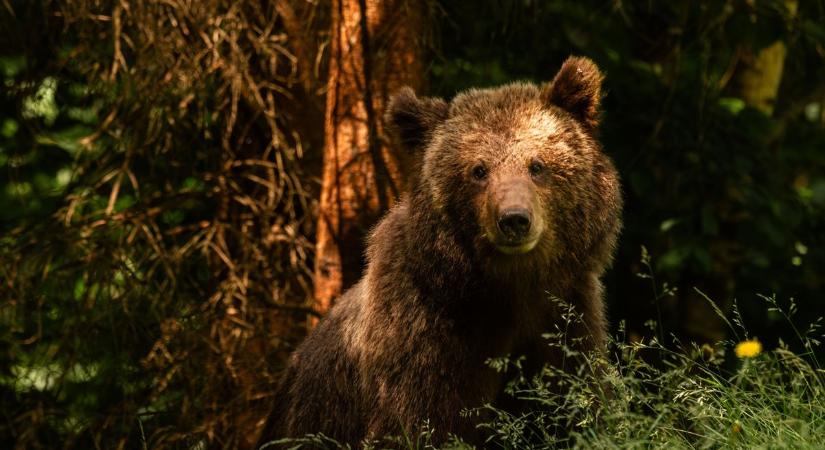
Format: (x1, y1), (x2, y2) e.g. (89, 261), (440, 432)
(542, 56), (604, 129)
(385, 87), (449, 152)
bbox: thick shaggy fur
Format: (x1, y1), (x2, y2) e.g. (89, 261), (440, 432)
(261, 56), (622, 446)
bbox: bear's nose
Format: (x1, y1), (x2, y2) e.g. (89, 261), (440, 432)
(497, 209), (532, 239)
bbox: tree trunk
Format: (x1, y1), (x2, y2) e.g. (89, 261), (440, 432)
(313, 0), (424, 319)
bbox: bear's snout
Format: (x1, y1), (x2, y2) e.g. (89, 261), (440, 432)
(497, 208), (532, 239)
(486, 177), (544, 254)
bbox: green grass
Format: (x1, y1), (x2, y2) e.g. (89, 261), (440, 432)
(469, 285), (825, 449)
(477, 285), (824, 450)
(264, 272), (825, 450)
(477, 327), (824, 449)
(265, 300), (825, 449)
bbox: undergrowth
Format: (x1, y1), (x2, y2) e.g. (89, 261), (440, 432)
(473, 295), (825, 449)
(264, 250), (825, 449)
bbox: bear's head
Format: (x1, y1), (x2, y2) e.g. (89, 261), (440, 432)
(387, 56), (621, 277)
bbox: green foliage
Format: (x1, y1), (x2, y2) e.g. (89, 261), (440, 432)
(468, 261), (825, 449)
(476, 322), (825, 449)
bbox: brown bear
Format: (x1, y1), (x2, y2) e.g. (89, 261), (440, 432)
(260, 56), (622, 447)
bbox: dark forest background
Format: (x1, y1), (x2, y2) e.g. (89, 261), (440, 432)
(1, 0), (824, 448)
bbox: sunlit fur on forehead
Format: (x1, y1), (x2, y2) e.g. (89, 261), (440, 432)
(451, 112), (565, 170)
(421, 82), (573, 209)
(449, 82), (547, 133)
(452, 84), (569, 155)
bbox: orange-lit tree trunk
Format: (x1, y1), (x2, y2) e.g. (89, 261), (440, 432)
(314, 0), (424, 318)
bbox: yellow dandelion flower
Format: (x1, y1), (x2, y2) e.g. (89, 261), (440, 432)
(735, 339), (762, 358)
(732, 421), (743, 434)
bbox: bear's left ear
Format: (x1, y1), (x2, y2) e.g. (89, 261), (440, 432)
(542, 56), (604, 129)
(385, 87), (449, 152)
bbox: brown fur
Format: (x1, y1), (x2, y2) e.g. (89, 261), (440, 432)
(260, 56), (622, 447)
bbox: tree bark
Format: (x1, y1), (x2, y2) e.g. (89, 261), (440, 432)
(313, 0), (424, 319)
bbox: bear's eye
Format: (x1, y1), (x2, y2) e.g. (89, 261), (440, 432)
(471, 164), (488, 181)
(529, 161), (545, 177)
